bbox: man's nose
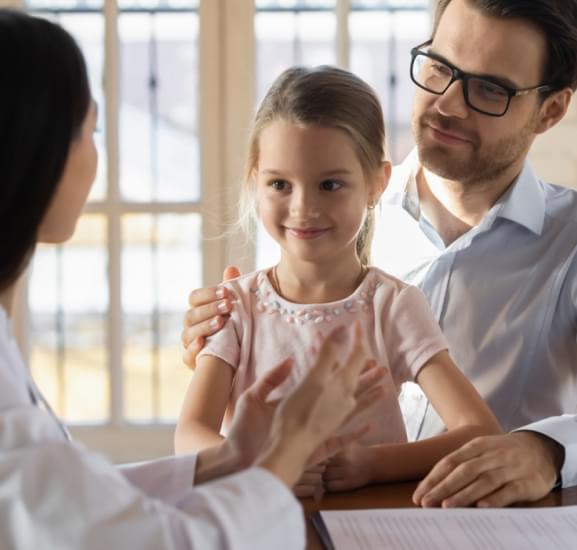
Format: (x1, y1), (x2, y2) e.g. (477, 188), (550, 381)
(434, 79), (469, 119)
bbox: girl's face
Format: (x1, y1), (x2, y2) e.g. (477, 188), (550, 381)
(38, 100), (98, 243)
(255, 120), (387, 265)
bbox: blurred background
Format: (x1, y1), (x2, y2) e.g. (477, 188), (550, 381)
(3, 0), (576, 462)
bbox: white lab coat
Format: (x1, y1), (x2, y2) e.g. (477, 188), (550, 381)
(0, 307), (304, 550)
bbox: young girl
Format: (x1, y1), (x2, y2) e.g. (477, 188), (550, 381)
(175, 66), (500, 494)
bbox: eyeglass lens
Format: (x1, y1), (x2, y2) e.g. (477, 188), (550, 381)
(412, 53), (509, 115)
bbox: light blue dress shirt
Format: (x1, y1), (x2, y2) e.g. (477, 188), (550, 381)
(373, 150), (577, 439)
(521, 415), (577, 489)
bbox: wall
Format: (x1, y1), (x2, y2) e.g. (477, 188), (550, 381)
(530, 95), (577, 190)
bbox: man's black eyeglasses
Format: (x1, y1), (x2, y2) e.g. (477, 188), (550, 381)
(410, 41), (554, 117)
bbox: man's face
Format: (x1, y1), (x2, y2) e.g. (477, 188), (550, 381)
(412, 0), (547, 186)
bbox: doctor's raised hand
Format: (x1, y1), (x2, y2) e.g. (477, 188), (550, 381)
(195, 322), (385, 488)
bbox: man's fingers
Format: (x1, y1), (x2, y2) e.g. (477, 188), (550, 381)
(181, 314), (227, 350)
(416, 450), (508, 507)
(477, 480), (536, 508)
(437, 467), (513, 508)
(413, 438), (493, 503)
(223, 265), (241, 281)
(183, 300), (232, 331)
(250, 359), (293, 403)
(182, 336), (204, 369)
(187, 284), (231, 308)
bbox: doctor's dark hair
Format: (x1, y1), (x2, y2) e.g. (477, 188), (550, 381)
(433, 0), (577, 92)
(0, 10), (90, 291)
(239, 66), (386, 266)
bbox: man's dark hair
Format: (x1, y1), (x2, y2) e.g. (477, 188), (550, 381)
(0, 10), (91, 290)
(433, 0), (577, 92)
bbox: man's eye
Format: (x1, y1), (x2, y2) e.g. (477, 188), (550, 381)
(320, 180), (343, 191)
(428, 61), (452, 78)
(475, 80), (508, 100)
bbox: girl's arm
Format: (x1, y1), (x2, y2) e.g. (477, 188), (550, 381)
(325, 351), (501, 489)
(373, 350), (500, 481)
(174, 355), (235, 454)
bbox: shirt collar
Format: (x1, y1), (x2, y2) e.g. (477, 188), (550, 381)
(493, 160), (545, 236)
(383, 148), (421, 220)
(383, 149), (546, 236)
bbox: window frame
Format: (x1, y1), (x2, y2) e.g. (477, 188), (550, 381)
(7, 0), (431, 461)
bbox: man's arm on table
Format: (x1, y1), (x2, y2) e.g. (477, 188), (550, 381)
(412, 415), (576, 508)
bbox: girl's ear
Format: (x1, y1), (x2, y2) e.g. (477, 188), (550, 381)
(369, 161), (391, 206)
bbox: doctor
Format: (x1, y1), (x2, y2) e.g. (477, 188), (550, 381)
(0, 10), (384, 549)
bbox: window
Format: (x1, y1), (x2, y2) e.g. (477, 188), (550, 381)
(16, 0), (431, 460)
(254, 0), (431, 268)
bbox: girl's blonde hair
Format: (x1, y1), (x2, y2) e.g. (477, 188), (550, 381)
(240, 65), (386, 265)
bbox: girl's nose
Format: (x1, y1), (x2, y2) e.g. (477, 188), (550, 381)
(289, 189), (320, 219)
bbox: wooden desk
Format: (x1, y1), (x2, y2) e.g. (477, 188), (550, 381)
(303, 483), (577, 549)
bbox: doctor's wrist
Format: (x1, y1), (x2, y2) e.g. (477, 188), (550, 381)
(194, 440), (244, 485)
(257, 435), (310, 488)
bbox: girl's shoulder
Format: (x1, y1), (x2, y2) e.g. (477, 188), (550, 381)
(220, 269), (269, 296)
(365, 266), (430, 309)
(366, 266), (413, 295)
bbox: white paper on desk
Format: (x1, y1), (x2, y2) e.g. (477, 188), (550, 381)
(320, 506), (577, 550)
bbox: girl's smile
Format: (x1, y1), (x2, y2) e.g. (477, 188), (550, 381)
(284, 226), (331, 240)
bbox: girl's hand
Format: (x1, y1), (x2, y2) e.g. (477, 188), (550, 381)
(294, 464), (326, 498)
(181, 266), (240, 367)
(323, 442), (373, 492)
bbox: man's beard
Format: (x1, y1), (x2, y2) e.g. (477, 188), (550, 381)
(413, 113), (534, 187)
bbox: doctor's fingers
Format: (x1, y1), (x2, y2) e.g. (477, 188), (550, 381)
(247, 359), (293, 404)
(309, 424), (371, 466)
(336, 323), (371, 389)
(355, 364), (384, 395)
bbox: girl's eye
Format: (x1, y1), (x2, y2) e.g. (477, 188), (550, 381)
(320, 180), (343, 191)
(270, 180), (289, 191)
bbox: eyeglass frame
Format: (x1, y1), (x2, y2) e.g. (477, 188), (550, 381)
(409, 40), (555, 117)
